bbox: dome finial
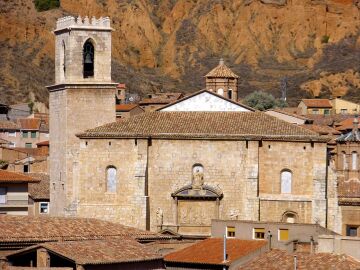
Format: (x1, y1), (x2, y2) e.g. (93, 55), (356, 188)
(219, 58), (224, 65)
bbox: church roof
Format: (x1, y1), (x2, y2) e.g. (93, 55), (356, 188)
(78, 111), (327, 142)
(205, 59), (239, 78)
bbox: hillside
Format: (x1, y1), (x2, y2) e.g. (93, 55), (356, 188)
(0, 0), (359, 106)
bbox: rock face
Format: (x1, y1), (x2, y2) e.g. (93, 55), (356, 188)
(0, 0), (359, 105)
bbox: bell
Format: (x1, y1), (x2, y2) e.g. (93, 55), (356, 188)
(84, 53), (93, 64)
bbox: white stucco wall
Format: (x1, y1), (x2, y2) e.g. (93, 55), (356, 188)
(160, 92), (251, 112)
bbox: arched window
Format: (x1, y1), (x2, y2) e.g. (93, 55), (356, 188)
(228, 89), (232, 100)
(83, 39), (94, 78)
(282, 211), (298, 223)
(352, 152), (358, 170)
(106, 166), (117, 192)
(342, 151), (347, 170)
(280, 170), (292, 194)
(62, 41), (66, 77)
(217, 88), (224, 96)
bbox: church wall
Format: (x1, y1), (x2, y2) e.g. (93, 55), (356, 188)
(340, 206), (360, 236)
(258, 141), (328, 226)
(76, 138), (147, 229)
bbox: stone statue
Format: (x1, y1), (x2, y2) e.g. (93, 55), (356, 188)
(192, 167), (204, 189)
(156, 207), (163, 226)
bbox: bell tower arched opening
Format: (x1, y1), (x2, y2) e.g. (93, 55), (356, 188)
(83, 39), (94, 78)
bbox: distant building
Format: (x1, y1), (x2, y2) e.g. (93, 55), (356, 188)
(28, 173), (50, 216)
(331, 98), (360, 115)
(116, 104), (144, 120)
(298, 99), (333, 115)
(139, 92), (184, 111)
(205, 58), (239, 102)
(265, 109), (313, 125)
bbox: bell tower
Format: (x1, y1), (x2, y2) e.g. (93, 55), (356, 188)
(48, 16), (117, 216)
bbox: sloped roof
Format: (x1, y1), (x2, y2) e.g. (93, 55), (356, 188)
(301, 99), (332, 108)
(17, 118), (41, 130)
(27, 173), (50, 200)
(238, 249), (360, 270)
(157, 89), (254, 112)
(78, 111), (326, 142)
(205, 59), (239, 78)
(336, 118), (360, 131)
(7, 239), (162, 265)
(0, 120), (20, 130)
(116, 104), (141, 112)
(0, 216), (168, 243)
(36, 140), (49, 147)
(300, 124), (341, 136)
(0, 170), (39, 183)
(165, 238), (267, 266)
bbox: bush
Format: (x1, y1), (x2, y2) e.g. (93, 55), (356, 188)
(243, 91), (287, 111)
(34, 0), (60, 12)
(321, 35), (330, 44)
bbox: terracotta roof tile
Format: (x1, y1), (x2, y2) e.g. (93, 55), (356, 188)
(300, 124), (341, 136)
(36, 140), (49, 146)
(0, 120), (20, 130)
(0, 170), (39, 183)
(165, 238), (267, 265)
(14, 147), (47, 157)
(27, 173), (50, 200)
(17, 118), (41, 130)
(116, 104), (140, 111)
(0, 216), (167, 243)
(336, 118), (360, 131)
(78, 112), (326, 142)
(301, 99), (333, 108)
(238, 249), (360, 270)
(205, 59), (239, 78)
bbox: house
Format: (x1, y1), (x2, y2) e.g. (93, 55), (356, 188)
(28, 173), (50, 216)
(157, 89), (254, 112)
(211, 220), (337, 253)
(298, 99), (333, 115)
(139, 92), (184, 111)
(164, 238), (268, 269)
(5, 239), (164, 270)
(331, 98), (360, 115)
(238, 249), (360, 270)
(0, 170), (39, 215)
(116, 104), (144, 120)
(265, 109), (313, 125)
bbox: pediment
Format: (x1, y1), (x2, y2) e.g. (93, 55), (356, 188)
(172, 184), (223, 200)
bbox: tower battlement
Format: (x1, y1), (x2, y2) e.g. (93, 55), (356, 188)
(55, 16), (111, 31)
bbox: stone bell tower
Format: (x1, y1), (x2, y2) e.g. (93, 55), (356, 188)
(47, 16), (117, 216)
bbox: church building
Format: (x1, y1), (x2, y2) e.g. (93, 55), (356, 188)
(48, 16), (340, 236)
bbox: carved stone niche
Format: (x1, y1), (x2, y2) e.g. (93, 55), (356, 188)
(171, 184), (223, 236)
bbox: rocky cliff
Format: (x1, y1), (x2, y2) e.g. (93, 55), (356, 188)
(0, 0), (359, 105)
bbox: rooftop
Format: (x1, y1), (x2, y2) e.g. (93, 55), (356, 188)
(300, 99), (333, 108)
(27, 173), (50, 200)
(78, 111), (326, 142)
(0, 120), (20, 130)
(238, 249), (360, 270)
(36, 140), (49, 147)
(300, 124), (341, 136)
(7, 239), (162, 265)
(17, 118), (41, 130)
(165, 238), (267, 266)
(205, 59), (239, 78)
(116, 104), (141, 112)
(0, 170), (39, 183)
(0, 216), (167, 243)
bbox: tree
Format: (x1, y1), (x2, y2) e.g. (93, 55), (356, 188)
(243, 91), (287, 111)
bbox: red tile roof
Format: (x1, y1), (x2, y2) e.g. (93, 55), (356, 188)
(0, 170), (39, 183)
(78, 111), (326, 142)
(205, 59), (239, 78)
(36, 140), (49, 146)
(0, 120), (20, 130)
(238, 249), (360, 270)
(336, 118), (360, 131)
(116, 104), (140, 112)
(17, 118), (41, 130)
(301, 99), (333, 108)
(7, 239), (163, 265)
(300, 124), (341, 136)
(0, 216), (168, 243)
(27, 173), (50, 200)
(165, 238), (267, 266)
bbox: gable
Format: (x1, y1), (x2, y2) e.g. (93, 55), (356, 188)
(159, 91), (252, 112)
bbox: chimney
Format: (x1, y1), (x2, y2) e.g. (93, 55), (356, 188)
(352, 115), (359, 138)
(219, 58), (224, 65)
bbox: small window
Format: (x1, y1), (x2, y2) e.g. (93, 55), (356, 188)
(228, 89), (232, 100)
(227, 226), (235, 238)
(324, 109), (330, 115)
(9, 142), (15, 148)
(22, 131), (28, 138)
(352, 152), (358, 170)
(25, 143), (32, 148)
(217, 88), (224, 96)
(281, 170), (292, 194)
(282, 211), (297, 223)
(312, 109), (319, 114)
(342, 152), (347, 170)
(346, 225), (358, 237)
(8, 131), (16, 137)
(106, 166), (117, 193)
(23, 164), (29, 173)
(0, 188), (6, 204)
(31, 131), (37, 138)
(39, 202), (49, 214)
(340, 109), (348, 115)
(254, 228), (265, 239)
(279, 229), (289, 241)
